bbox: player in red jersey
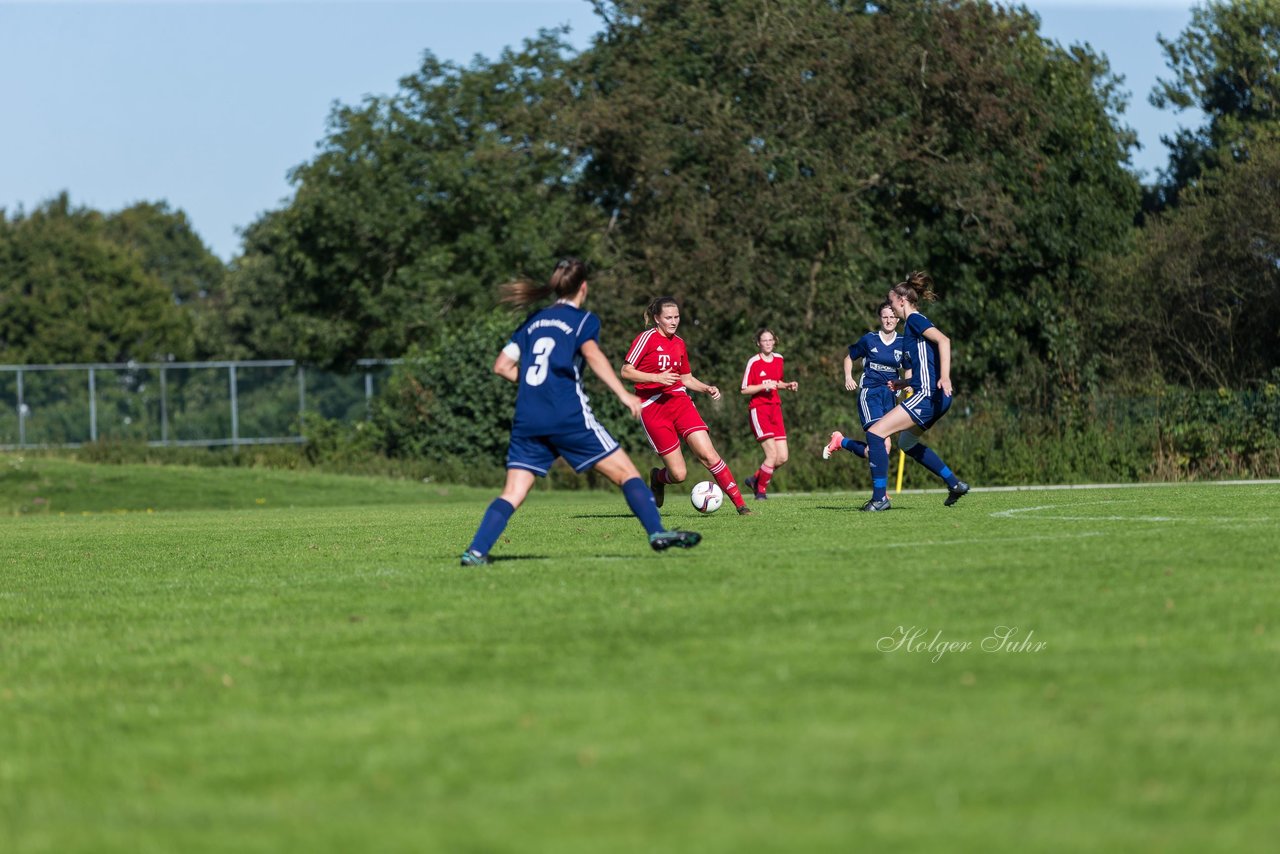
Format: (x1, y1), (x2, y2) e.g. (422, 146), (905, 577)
(740, 328), (798, 500)
(621, 296), (754, 516)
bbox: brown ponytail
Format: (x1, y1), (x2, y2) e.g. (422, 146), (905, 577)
(499, 257), (588, 307)
(644, 296), (679, 328)
(889, 271), (937, 306)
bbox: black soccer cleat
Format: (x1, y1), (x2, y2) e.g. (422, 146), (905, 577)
(649, 530), (702, 552)
(944, 481), (970, 507)
(460, 549), (492, 566)
(737, 505), (755, 516)
(744, 474), (766, 500)
(650, 467), (666, 508)
(860, 497), (892, 512)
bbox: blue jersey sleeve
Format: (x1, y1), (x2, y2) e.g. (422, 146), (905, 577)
(847, 339), (867, 362)
(576, 311), (602, 349)
(906, 313), (935, 338)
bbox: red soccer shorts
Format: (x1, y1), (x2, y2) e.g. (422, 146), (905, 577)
(640, 392), (708, 456)
(749, 404), (786, 442)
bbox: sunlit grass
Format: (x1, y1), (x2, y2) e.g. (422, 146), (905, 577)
(3, 460), (1278, 852)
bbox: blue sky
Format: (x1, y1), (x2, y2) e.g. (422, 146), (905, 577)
(1, 1), (1201, 261)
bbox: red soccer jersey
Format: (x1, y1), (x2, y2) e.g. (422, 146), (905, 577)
(741, 353), (785, 409)
(625, 328), (690, 400)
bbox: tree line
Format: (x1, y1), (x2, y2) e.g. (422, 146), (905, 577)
(3, 0), (1278, 404)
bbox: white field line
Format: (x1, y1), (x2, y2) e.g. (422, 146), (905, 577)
(784, 479), (1280, 497)
(990, 503), (1174, 522)
(946, 479), (1280, 493)
(985, 497), (1277, 526)
(990, 504), (1275, 524)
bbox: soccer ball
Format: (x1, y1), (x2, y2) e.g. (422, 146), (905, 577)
(690, 480), (724, 513)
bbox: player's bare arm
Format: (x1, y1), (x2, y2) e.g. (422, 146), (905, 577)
(582, 340), (642, 419)
(740, 379), (777, 395)
(493, 352), (519, 383)
(682, 373), (722, 400)
(621, 363), (680, 386)
(843, 355), (857, 391)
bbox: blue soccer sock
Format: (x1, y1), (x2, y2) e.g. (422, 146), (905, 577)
(866, 431), (889, 500)
(840, 437), (868, 458)
(621, 476), (665, 536)
(904, 443), (960, 488)
(467, 498), (516, 556)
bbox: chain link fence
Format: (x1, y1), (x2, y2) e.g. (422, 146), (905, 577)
(0, 359), (400, 449)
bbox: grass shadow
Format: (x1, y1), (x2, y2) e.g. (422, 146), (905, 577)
(815, 504), (919, 513)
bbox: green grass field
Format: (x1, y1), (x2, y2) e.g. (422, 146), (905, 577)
(3, 457), (1279, 852)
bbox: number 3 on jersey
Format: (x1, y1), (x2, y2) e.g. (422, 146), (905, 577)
(525, 337), (557, 386)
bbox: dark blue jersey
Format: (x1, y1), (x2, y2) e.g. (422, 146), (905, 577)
(847, 332), (906, 389)
(505, 301), (603, 436)
(902, 312), (942, 393)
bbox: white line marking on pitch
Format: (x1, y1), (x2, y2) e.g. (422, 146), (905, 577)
(964, 479), (1280, 493)
(989, 503), (1275, 524)
(990, 504), (1172, 522)
(785, 479), (1280, 498)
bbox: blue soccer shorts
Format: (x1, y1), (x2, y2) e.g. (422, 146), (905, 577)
(858, 385), (898, 431)
(902, 389), (952, 431)
(507, 425), (620, 475)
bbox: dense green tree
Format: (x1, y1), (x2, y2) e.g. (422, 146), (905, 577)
(1150, 0), (1280, 208)
(225, 0), (1140, 395)
(104, 202), (225, 306)
(1103, 131), (1280, 386)
(0, 194), (193, 364)
(221, 32), (605, 367)
(578, 0), (1140, 390)
(104, 201), (229, 358)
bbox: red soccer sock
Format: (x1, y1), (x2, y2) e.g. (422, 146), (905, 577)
(706, 459), (746, 509)
(755, 463), (775, 494)
(654, 467), (674, 485)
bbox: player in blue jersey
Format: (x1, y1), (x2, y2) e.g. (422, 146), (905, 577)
(460, 258), (701, 566)
(857, 271), (970, 512)
(823, 302), (906, 462)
